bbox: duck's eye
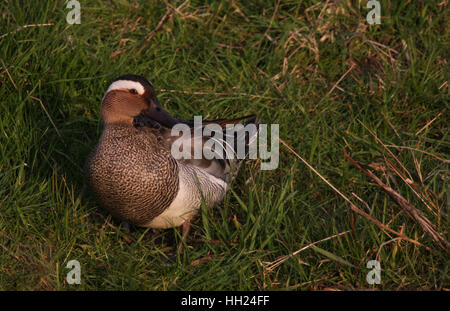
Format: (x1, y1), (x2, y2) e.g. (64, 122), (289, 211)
(129, 89), (138, 95)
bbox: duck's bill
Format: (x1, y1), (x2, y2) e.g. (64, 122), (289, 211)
(140, 100), (180, 128)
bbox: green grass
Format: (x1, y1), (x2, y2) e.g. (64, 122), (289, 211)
(0, 0), (448, 290)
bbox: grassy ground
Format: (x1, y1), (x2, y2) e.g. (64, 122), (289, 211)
(0, 0), (448, 290)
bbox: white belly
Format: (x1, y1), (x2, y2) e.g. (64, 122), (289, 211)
(145, 164), (227, 229)
(146, 175), (198, 228)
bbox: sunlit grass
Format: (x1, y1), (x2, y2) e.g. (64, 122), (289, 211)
(0, 0), (448, 290)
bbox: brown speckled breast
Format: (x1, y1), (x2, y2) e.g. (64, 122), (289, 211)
(84, 124), (179, 226)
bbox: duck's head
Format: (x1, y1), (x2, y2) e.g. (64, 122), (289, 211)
(101, 74), (179, 127)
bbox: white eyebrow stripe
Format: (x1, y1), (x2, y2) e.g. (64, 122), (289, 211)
(106, 80), (145, 95)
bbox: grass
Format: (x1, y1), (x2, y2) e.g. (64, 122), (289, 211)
(0, 0), (448, 290)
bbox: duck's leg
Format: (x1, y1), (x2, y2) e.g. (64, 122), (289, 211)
(177, 220), (191, 253)
(121, 221), (130, 234)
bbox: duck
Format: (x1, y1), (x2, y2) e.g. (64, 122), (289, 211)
(84, 74), (258, 248)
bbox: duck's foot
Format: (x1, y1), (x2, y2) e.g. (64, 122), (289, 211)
(121, 221), (130, 234)
(177, 220), (191, 254)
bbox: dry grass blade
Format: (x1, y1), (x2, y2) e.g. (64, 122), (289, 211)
(30, 96), (63, 141)
(358, 120), (442, 215)
(416, 112), (443, 136)
(159, 88), (279, 100)
(252, 0), (280, 47)
(137, 0), (189, 55)
(318, 64), (355, 105)
(385, 145), (450, 163)
(264, 230), (351, 272)
(0, 23), (54, 40)
(357, 119), (413, 181)
(146, 9), (171, 42)
(279, 138), (426, 249)
(343, 150), (449, 252)
(1, 59), (18, 90)
(189, 253), (224, 267)
(376, 237), (403, 261)
(382, 155), (440, 215)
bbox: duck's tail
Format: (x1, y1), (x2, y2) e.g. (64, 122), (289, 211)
(201, 115), (259, 183)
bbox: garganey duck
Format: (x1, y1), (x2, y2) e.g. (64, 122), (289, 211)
(85, 74), (258, 247)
